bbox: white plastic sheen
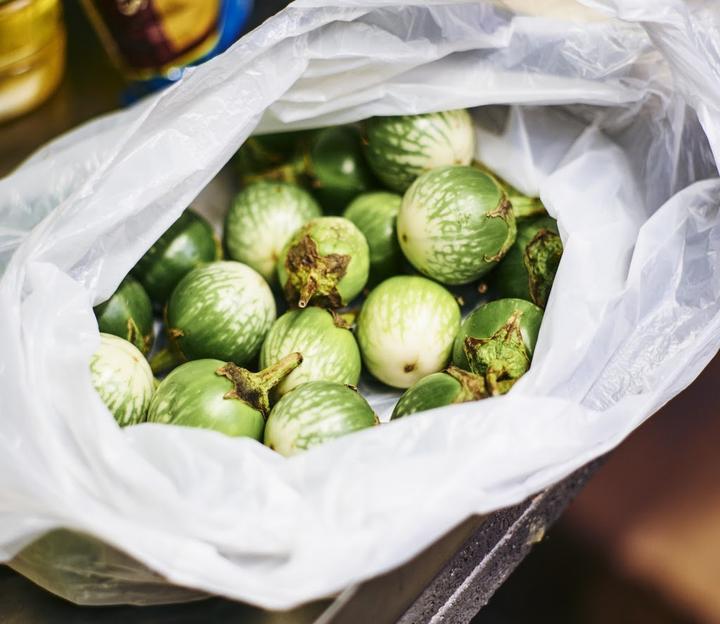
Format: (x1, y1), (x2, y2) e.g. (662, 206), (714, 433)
(2, 0), (720, 609)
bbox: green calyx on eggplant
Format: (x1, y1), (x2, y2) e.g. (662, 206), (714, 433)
(471, 161), (547, 220)
(492, 216), (562, 308)
(166, 261), (276, 365)
(264, 381), (378, 456)
(94, 277), (154, 355)
(133, 210), (219, 305)
(453, 298), (543, 395)
(397, 165), (516, 285)
(277, 216), (369, 309)
(391, 366), (487, 420)
(147, 353), (302, 439)
(343, 191), (403, 285)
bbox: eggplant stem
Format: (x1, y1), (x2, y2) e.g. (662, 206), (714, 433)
(255, 352), (303, 393)
(298, 282), (315, 309)
(241, 161), (301, 185)
(509, 195), (546, 219)
(444, 366), (487, 401)
(330, 308), (356, 329)
(216, 352), (302, 418)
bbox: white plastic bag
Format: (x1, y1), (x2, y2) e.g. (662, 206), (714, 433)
(2, 0), (720, 608)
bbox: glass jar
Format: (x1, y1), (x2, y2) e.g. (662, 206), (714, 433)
(0, 0), (66, 123)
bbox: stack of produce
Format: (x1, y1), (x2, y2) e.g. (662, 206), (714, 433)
(89, 109), (563, 456)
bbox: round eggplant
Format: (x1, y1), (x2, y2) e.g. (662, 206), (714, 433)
(452, 298), (543, 395)
(305, 126), (377, 213)
(260, 307), (361, 397)
(397, 165), (516, 285)
(356, 275), (461, 388)
(264, 381), (378, 456)
(391, 367), (487, 419)
(90, 333), (154, 426)
(492, 216), (562, 308)
(147, 353), (302, 439)
(167, 261), (276, 365)
(277, 216), (369, 308)
(133, 210), (219, 305)
(94, 277), (154, 355)
(343, 191), (403, 285)
(224, 181), (321, 283)
(364, 109), (475, 192)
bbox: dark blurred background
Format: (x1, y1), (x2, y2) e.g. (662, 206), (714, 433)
(479, 356), (720, 624)
(2, 2), (719, 622)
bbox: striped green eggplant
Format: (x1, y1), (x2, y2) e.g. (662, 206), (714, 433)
(278, 216), (369, 309)
(264, 381), (378, 456)
(343, 191), (403, 285)
(397, 165), (516, 285)
(94, 277), (154, 355)
(147, 353), (302, 440)
(364, 109), (475, 192)
(133, 210), (219, 305)
(452, 298), (543, 395)
(492, 216), (562, 308)
(356, 275), (461, 388)
(90, 333), (154, 426)
(260, 307), (361, 397)
(391, 367), (487, 420)
(305, 126), (377, 213)
(167, 261), (276, 365)
(224, 181), (322, 283)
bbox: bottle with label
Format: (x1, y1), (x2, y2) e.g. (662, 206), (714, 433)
(81, 0), (254, 100)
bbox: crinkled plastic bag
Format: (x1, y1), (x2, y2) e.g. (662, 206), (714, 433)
(2, 0), (720, 609)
